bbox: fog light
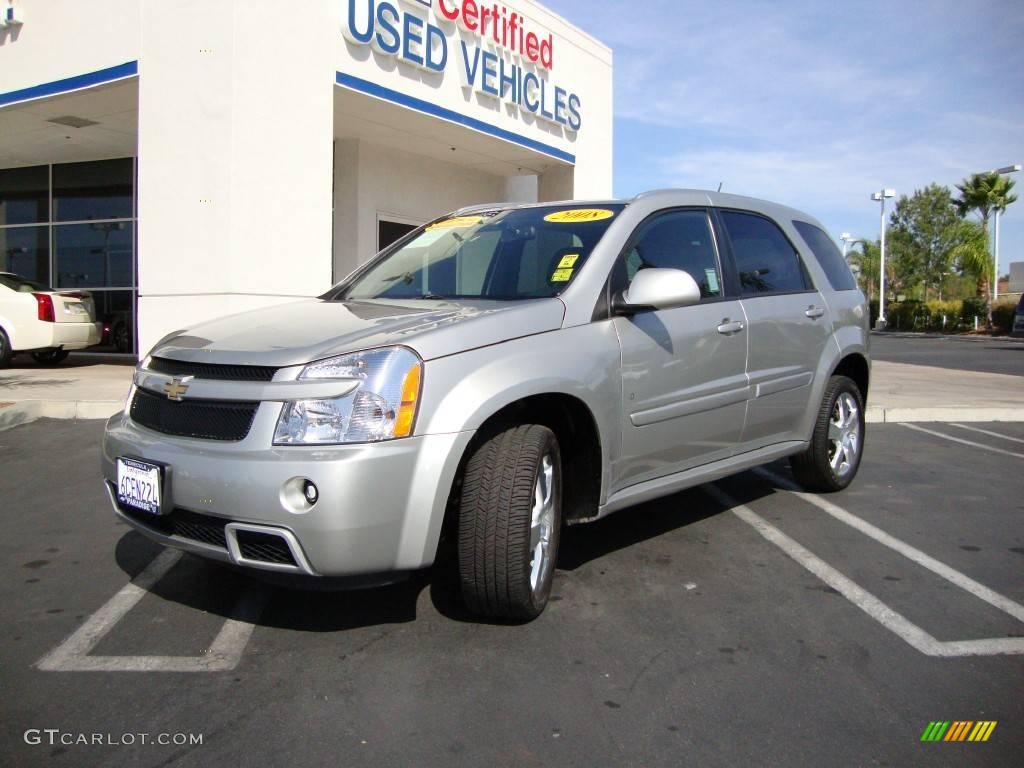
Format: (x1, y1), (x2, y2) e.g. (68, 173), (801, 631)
(303, 480), (318, 504)
(281, 477), (320, 514)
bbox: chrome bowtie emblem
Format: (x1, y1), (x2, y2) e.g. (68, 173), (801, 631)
(163, 375), (194, 402)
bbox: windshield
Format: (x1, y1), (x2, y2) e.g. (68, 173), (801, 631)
(0, 273), (51, 292)
(338, 205), (625, 301)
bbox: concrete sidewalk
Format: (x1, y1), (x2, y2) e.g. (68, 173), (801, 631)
(1, 356), (1023, 430)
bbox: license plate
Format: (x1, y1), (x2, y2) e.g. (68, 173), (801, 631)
(116, 458), (163, 515)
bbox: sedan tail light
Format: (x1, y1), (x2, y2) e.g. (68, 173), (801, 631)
(33, 293), (55, 322)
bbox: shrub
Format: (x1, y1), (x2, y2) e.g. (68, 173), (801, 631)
(991, 298), (1018, 333)
(961, 296), (988, 326)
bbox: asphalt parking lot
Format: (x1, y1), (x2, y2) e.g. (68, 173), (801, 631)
(870, 333), (1024, 377)
(2, 418), (1022, 767)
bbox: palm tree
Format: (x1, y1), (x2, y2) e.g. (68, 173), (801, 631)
(955, 172), (1018, 237)
(847, 239), (880, 301)
(948, 219), (992, 298)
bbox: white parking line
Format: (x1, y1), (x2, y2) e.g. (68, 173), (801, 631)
(707, 480), (1024, 657)
(900, 423), (1024, 459)
(37, 550), (267, 672)
(948, 422), (1024, 445)
(755, 468), (1024, 624)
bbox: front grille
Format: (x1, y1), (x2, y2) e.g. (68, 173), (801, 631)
(116, 496), (298, 567)
(148, 356), (277, 382)
(130, 387), (258, 441)
(235, 530), (297, 566)
(119, 503), (228, 550)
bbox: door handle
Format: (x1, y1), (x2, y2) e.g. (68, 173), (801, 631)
(805, 306), (825, 319)
(717, 320), (745, 335)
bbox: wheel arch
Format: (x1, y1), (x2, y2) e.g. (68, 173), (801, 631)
(831, 351), (870, 404)
(437, 390), (605, 562)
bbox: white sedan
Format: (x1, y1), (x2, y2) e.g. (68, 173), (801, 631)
(0, 272), (102, 366)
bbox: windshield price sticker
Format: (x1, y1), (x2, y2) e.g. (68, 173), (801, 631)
(426, 216), (483, 231)
(544, 209), (615, 224)
(551, 268), (574, 282)
(557, 254), (580, 269)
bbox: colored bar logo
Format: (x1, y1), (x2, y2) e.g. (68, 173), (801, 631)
(921, 721), (997, 742)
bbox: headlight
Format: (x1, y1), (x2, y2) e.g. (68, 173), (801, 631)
(274, 346), (422, 445)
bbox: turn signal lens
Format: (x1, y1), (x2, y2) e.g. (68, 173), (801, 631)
(394, 362), (422, 438)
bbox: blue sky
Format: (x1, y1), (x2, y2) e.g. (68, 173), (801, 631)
(545, 0), (1024, 278)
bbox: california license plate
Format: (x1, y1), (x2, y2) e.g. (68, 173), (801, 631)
(116, 457), (163, 515)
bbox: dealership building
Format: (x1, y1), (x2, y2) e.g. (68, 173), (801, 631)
(0, 0), (612, 354)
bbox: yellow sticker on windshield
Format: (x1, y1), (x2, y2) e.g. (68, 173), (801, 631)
(544, 209), (615, 224)
(557, 254), (580, 269)
(551, 268), (574, 282)
(426, 216), (482, 230)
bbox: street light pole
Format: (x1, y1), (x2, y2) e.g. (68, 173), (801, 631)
(871, 189), (895, 329)
(990, 164), (1020, 302)
(840, 232), (854, 258)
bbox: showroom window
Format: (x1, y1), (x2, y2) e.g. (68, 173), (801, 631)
(0, 158), (137, 353)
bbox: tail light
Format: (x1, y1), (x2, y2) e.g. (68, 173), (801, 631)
(33, 293), (55, 323)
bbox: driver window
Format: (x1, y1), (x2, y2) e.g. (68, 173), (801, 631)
(622, 210), (723, 299)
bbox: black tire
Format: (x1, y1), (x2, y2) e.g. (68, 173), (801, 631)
(457, 423), (562, 621)
(0, 328), (12, 367)
(31, 348), (70, 365)
(113, 322), (132, 354)
(790, 375), (865, 492)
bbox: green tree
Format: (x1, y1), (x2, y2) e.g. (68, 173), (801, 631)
(955, 172), (1018, 238)
(887, 185), (962, 300)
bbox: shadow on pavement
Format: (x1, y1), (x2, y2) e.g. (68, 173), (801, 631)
(109, 469), (789, 633)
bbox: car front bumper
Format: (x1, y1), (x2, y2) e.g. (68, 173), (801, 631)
(101, 407), (474, 578)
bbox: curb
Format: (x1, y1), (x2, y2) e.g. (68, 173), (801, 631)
(865, 406), (1024, 424)
(0, 400), (122, 431)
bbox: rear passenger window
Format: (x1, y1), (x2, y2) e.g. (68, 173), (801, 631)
(622, 210), (723, 300)
(720, 211), (812, 296)
(792, 220), (858, 291)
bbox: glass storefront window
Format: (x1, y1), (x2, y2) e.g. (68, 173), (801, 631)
(53, 158), (133, 222)
(55, 221), (133, 289)
(0, 165), (49, 225)
(91, 290), (136, 353)
(0, 225), (50, 284)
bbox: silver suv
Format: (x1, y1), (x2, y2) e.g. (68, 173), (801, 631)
(103, 190), (870, 620)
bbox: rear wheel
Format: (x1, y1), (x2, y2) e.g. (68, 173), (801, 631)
(31, 348), (70, 365)
(457, 423), (562, 621)
(0, 328), (12, 367)
(790, 375), (865, 492)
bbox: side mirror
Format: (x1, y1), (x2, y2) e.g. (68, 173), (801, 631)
(612, 268), (702, 315)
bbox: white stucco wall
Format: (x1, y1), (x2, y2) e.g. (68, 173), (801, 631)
(134, 0), (336, 353)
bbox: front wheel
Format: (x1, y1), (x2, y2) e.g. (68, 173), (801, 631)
(32, 348), (70, 365)
(790, 375), (865, 492)
(457, 424), (562, 621)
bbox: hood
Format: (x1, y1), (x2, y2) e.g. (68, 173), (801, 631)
(150, 298), (566, 367)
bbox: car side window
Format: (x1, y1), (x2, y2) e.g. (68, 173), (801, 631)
(792, 220), (858, 291)
(621, 210), (723, 300)
(720, 210), (812, 296)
